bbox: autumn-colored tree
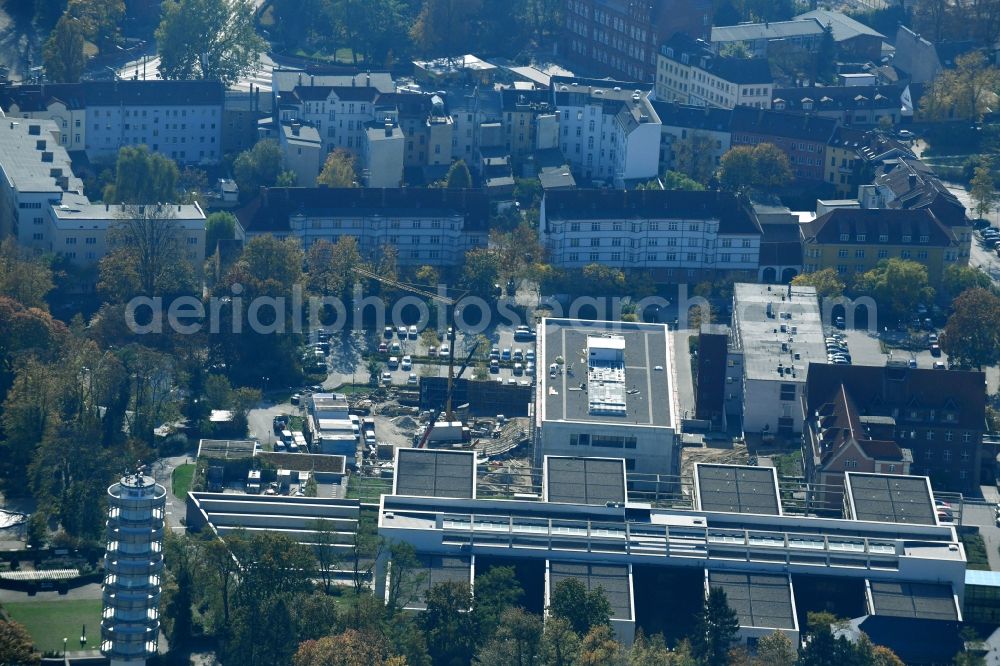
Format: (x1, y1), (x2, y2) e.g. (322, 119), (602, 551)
(0, 617), (39, 665)
(293, 629), (402, 666)
(921, 51), (1000, 122)
(317, 149), (359, 188)
(792, 268), (846, 299)
(969, 156), (997, 219)
(0, 238), (54, 310)
(941, 287), (1000, 369)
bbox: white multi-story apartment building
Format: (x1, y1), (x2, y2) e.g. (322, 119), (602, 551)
(47, 199), (206, 266)
(0, 81), (225, 164)
(238, 187), (489, 267)
(730, 283), (828, 436)
(551, 78), (661, 186)
(535, 318), (680, 477)
(540, 189), (762, 281)
(363, 120), (405, 188)
(655, 35), (773, 110)
(0, 118), (83, 247)
(278, 83), (381, 155)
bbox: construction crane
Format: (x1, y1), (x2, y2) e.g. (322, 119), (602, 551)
(415, 341), (479, 448)
(353, 266), (469, 422)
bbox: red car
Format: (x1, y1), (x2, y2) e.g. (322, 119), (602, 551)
(378, 342), (388, 354)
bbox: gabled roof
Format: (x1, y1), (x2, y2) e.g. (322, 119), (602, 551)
(795, 9), (885, 42)
(712, 17), (825, 42)
(0, 80), (224, 111)
(730, 106), (837, 143)
(659, 34), (772, 84)
(772, 85), (905, 113)
(651, 101), (732, 132)
(805, 363), (986, 433)
(800, 207), (957, 247)
(875, 158), (967, 226)
(237, 187), (492, 233)
(543, 189), (762, 234)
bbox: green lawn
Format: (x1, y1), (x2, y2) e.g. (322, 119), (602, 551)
(961, 532), (991, 571)
(3, 599), (103, 653)
(172, 463), (195, 499)
(347, 475), (392, 502)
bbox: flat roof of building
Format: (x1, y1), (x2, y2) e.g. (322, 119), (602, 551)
(255, 452), (346, 474)
(50, 200), (205, 225)
(550, 561), (632, 620)
(394, 449), (476, 499)
(406, 555), (473, 611)
(539, 318), (672, 427)
(197, 439), (256, 460)
(731, 283), (826, 383)
(545, 456), (626, 505)
(312, 393), (349, 411)
(696, 464), (781, 515)
(868, 581), (958, 620)
(846, 473), (937, 525)
(707, 571), (797, 630)
(188, 492), (360, 545)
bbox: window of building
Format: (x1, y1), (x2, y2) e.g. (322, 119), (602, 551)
(780, 384), (795, 401)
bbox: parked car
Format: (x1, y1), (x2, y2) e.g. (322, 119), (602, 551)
(388, 356), (399, 369)
(397, 325), (407, 338)
(428, 346), (437, 357)
(929, 344), (941, 357)
(490, 346), (500, 360)
(526, 349), (535, 362)
(407, 373), (418, 385)
(513, 362), (523, 375)
(490, 359), (500, 373)
(401, 355), (412, 371)
(378, 342), (388, 354)
(408, 325), (418, 339)
(291, 393), (301, 405)
(501, 348), (511, 361)
(834, 316), (846, 329)
(513, 349), (524, 362)
(908, 358), (917, 368)
(439, 343), (450, 356)
(928, 333), (939, 345)
(934, 360), (946, 369)
(381, 371), (392, 385)
(390, 341), (401, 354)
(526, 362), (535, 376)
(384, 326), (394, 338)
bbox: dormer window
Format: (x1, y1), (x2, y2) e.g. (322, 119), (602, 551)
(802, 98), (814, 111)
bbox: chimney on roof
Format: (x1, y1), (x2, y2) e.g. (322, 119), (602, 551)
(310, 75), (315, 86)
(291, 121), (301, 136)
(297, 73), (302, 86)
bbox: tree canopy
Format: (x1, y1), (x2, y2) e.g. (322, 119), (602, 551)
(792, 268), (846, 299)
(317, 149), (359, 188)
(103, 146), (180, 205)
(156, 0), (267, 86)
(941, 287), (1000, 369)
(692, 587), (740, 666)
(445, 159), (473, 189)
(42, 13), (87, 83)
(853, 258), (934, 322)
(719, 143), (793, 191)
(233, 140), (289, 199)
(548, 578), (612, 636)
(921, 51), (1000, 122)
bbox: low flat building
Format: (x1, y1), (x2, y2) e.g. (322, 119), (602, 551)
(534, 318), (678, 477)
(710, 18), (826, 58)
(730, 283), (827, 437)
(795, 9), (887, 61)
(540, 189), (762, 282)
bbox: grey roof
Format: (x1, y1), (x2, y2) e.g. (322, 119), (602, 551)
(868, 581), (958, 620)
(540, 319), (672, 427)
(696, 464), (780, 515)
(707, 571), (796, 630)
(0, 119), (82, 194)
(406, 555), (472, 611)
(546, 457), (626, 505)
(846, 473), (937, 525)
(395, 449), (475, 499)
(731, 283), (826, 383)
(711, 18), (825, 42)
(271, 69), (395, 94)
(550, 562), (632, 620)
(197, 439), (256, 460)
(795, 9), (885, 41)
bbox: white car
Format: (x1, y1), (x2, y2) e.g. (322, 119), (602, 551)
(381, 371), (392, 385)
(401, 355), (412, 371)
(439, 343), (450, 356)
(513, 362), (523, 375)
(407, 373), (418, 385)
(388, 356), (399, 369)
(408, 325), (418, 339)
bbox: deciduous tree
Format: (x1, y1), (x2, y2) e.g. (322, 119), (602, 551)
(423, 581), (478, 666)
(942, 264), (993, 300)
(317, 148), (359, 188)
(156, 0), (266, 87)
(0, 617), (39, 666)
(548, 578), (612, 636)
(921, 51), (1000, 122)
(673, 133), (717, 184)
(854, 258), (935, 322)
(792, 268), (846, 299)
(753, 631), (796, 666)
(103, 146), (180, 204)
(941, 287), (1000, 369)
(445, 159), (473, 189)
(0, 238), (54, 310)
(233, 140), (287, 199)
(969, 157), (997, 220)
(42, 13), (87, 83)
(205, 211), (237, 255)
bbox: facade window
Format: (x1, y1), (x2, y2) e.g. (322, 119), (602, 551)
(779, 383), (795, 401)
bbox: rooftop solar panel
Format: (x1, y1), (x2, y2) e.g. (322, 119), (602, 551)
(696, 464), (781, 515)
(550, 561), (632, 619)
(406, 554), (473, 611)
(395, 449), (475, 499)
(546, 457), (626, 505)
(869, 581), (958, 621)
(707, 571), (796, 629)
(847, 473), (936, 525)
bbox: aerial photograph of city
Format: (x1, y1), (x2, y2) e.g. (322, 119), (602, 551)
(0, 0), (999, 664)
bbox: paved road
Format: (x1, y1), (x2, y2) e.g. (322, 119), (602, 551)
(0, 582), (103, 603)
(150, 454), (195, 530)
